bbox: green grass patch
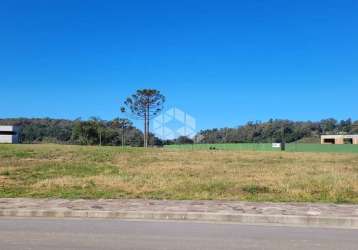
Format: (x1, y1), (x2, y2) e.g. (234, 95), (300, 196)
(165, 143), (358, 153)
(1, 144), (358, 203)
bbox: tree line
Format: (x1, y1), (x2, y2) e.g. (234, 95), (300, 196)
(0, 117), (157, 146)
(2, 117), (356, 146)
(194, 118), (358, 144)
(1, 88), (357, 146)
(0, 89), (166, 147)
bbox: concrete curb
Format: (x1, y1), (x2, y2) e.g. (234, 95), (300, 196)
(1, 209), (358, 228)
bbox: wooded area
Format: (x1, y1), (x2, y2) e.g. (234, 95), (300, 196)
(1, 118), (357, 146)
(0, 118), (148, 146)
(195, 118), (358, 144)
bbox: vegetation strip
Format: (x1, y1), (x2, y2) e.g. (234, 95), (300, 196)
(1, 144), (358, 203)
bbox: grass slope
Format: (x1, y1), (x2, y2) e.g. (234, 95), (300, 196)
(1, 144), (358, 203)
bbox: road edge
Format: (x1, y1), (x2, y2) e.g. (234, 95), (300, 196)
(0, 209), (358, 229)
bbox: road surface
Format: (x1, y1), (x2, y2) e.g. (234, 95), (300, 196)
(0, 218), (357, 250)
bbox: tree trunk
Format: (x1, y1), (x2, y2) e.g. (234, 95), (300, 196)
(124, 130), (126, 147)
(121, 125), (125, 148)
(144, 115), (147, 147)
(147, 104), (150, 147)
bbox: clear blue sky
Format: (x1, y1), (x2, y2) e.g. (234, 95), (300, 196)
(1, 0), (357, 130)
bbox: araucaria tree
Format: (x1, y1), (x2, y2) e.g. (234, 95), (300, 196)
(123, 89), (165, 147)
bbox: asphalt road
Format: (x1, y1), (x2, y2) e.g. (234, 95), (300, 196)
(0, 218), (357, 250)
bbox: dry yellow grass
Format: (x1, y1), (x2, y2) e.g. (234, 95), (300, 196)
(0, 144), (358, 203)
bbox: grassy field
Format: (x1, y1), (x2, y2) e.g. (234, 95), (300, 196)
(165, 143), (358, 153)
(1, 144), (358, 203)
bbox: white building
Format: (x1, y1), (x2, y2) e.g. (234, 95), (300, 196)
(321, 134), (358, 145)
(0, 126), (20, 144)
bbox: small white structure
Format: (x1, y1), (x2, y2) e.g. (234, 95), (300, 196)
(0, 126), (20, 144)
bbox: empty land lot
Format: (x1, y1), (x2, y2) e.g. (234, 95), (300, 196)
(0, 144), (358, 203)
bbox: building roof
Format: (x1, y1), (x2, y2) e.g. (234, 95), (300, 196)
(0, 125), (19, 132)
